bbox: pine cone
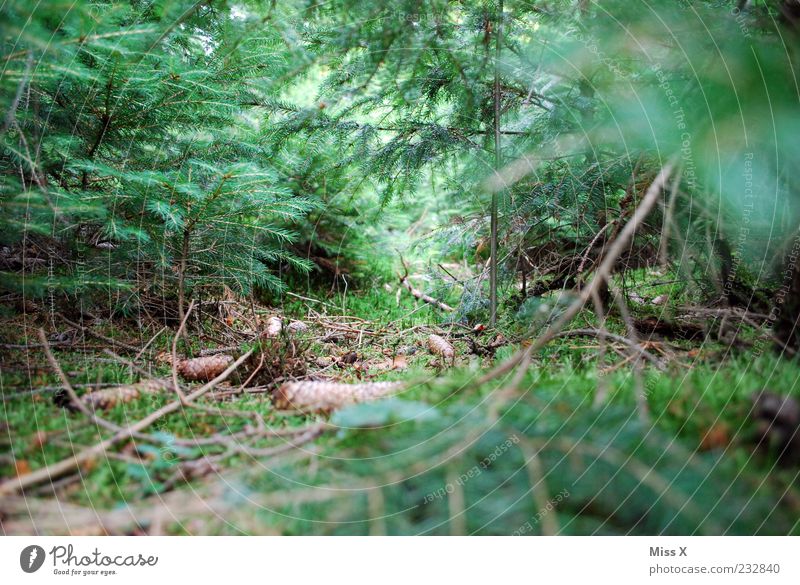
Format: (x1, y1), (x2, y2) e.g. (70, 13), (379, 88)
(428, 334), (454, 360)
(154, 351), (176, 366)
(83, 379), (170, 410)
(177, 354), (233, 381)
(262, 316), (282, 338)
(288, 320), (308, 333)
(273, 380), (404, 412)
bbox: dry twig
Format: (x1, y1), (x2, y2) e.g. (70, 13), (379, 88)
(0, 348), (254, 496)
(399, 257), (455, 312)
(479, 164), (674, 385)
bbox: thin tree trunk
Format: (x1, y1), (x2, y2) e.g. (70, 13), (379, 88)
(177, 226), (191, 344)
(490, 0), (503, 326)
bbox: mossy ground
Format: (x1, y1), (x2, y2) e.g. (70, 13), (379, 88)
(2, 276), (799, 533)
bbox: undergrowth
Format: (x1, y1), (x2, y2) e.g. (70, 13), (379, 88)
(2, 278), (799, 534)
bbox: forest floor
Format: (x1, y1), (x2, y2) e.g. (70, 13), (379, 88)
(2, 274), (800, 535)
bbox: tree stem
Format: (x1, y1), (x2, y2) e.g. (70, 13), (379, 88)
(490, 0), (503, 326)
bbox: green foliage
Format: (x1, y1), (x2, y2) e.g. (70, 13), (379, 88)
(0, 0), (314, 309)
(264, 0), (800, 313)
(3, 0), (798, 312)
(2, 0), (800, 536)
(331, 398), (441, 427)
(244, 358), (800, 535)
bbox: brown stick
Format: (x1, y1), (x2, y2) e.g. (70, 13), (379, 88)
(0, 349), (254, 497)
(400, 275), (455, 312)
(99, 350), (325, 449)
(610, 284), (649, 422)
(57, 315), (140, 353)
(576, 222), (613, 278)
(171, 299), (195, 403)
(133, 326), (167, 361)
(37, 329), (125, 434)
(479, 164), (674, 384)
(398, 257), (454, 312)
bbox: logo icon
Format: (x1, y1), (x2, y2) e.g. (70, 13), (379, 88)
(20, 545), (46, 573)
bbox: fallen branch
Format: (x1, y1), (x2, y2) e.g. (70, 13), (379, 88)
(399, 257), (454, 312)
(133, 326), (167, 361)
(0, 348), (254, 497)
(479, 163), (675, 384)
(171, 299), (195, 402)
(57, 314), (141, 353)
(45, 341), (321, 469)
(37, 329), (127, 434)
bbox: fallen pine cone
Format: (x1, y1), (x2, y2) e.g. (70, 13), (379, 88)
(288, 320), (308, 333)
(177, 354), (233, 381)
(651, 294), (669, 306)
(273, 380), (404, 412)
(428, 334), (454, 361)
(262, 316), (282, 338)
(154, 351), (175, 365)
(83, 379), (170, 410)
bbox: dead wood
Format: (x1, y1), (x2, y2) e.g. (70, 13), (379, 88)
(480, 164), (675, 384)
(398, 258), (454, 312)
(57, 314), (141, 353)
(0, 347), (254, 497)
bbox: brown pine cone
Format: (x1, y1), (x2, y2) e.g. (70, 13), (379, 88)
(427, 334), (454, 360)
(154, 351), (176, 365)
(273, 380), (404, 412)
(262, 316), (282, 338)
(177, 354), (233, 381)
(288, 320), (308, 333)
(83, 379), (170, 410)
